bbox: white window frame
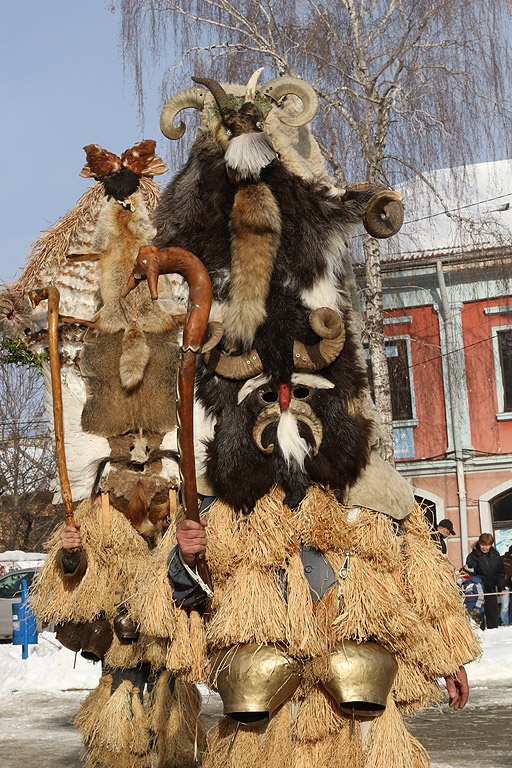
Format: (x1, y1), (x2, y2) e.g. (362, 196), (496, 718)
(491, 323), (512, 421)
(386, 334), (418, 427)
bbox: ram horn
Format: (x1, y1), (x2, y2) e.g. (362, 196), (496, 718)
(362, 189), (404, 239)
(160, 87), (207, 140)
(260, 77), (319, 126)
(201, 321), (224, 354)
(252, 404), (281, 454)
(192, 76), (232, 116)
(204, 347), (264, 380)
(293, 307), (346, 372)
(289, 399), (323, 455)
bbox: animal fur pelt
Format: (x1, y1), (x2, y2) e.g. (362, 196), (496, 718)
(154, 127), (378, 507)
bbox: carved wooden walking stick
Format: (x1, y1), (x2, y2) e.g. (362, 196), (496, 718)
(29, 287), (75, 528)
(123, 245), (213, 590)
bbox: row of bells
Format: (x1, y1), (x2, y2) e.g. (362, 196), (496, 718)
(57, 617), (397, 723)
(212, 641), (398, 725)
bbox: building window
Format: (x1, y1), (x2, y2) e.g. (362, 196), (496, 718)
(365, 337), (415, 422)
(492, 325), (512, 419)
(497, 329), (512, 411)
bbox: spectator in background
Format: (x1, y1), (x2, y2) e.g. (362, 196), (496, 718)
(466, 533), (506, 629)
(500, 545), (512, 626)
(457, 568), (485, 627)
(431, 518), (456, 556)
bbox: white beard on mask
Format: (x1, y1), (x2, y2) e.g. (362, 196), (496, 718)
(224, 131), (277, 181)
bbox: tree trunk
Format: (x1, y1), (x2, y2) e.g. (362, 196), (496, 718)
(363, 234), (395, 464)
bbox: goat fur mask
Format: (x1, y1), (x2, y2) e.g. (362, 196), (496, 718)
(154, 73), (403, 509)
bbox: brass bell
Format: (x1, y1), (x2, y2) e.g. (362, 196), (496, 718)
(113, 609), (140, 644)
(55, 621), (84, 652)
(211, 643), (303, 726)
(320, 640), (397, 716)
(80, 618), (113, 661)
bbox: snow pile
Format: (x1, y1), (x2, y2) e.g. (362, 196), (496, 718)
(0, 631), (101, 695)
(466, 626), (512, 685)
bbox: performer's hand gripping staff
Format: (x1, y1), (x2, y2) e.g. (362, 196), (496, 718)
(29, 287), (78, 548)
(123, 245), (214, 591)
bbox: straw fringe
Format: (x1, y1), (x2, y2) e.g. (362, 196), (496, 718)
(294, 485), (350, 552)
(258, 704), (292, 768)
(206, 489), (297, 575)
(392, 660), (443, 714)
(328, 554), (423, 653)
(88, 680), (150, 755)
(130, 525), (177, 639)
(166, 609), (195, 675)
(349, 507), (402, 571)
(291, 734), (339, 768)
(206, 567), (288, 649)
(285, 553), (323, 657)
(32, 500), (150, 625)
(187, 609), (207, 682)
(364, 697), (428, 768)
(150, 677), (204, 768)
(202, 717), (238, 768)
(75, 673), (113, 746)
(328, 717), (365, 768)
(292, 685), (345, 743)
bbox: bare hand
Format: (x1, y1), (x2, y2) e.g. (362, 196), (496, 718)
(60, 524), (82, 552)
(176, 518), (207, 566)
(445, 666), (469, 710)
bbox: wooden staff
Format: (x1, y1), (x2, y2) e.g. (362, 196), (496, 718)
(29, 287), (75, 527)
(123, 246), (213, 589)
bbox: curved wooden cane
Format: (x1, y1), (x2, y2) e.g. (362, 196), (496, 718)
(29, 287), (75, 528)
(123, 246), (213, 590)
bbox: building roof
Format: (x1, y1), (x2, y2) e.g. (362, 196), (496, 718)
(380, 159), (512, 262)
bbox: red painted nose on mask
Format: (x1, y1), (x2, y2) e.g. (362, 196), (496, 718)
(279, 383), (290, 409)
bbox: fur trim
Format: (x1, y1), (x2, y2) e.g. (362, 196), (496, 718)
(223, 183), (281, 349)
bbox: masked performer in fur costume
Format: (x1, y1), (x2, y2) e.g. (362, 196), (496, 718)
(126, 70), (478, 768)
(0, 141), (205, 768)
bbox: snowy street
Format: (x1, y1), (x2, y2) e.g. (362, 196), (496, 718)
(1, 628), (511, 768)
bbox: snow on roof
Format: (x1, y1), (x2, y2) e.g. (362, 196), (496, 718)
(382, 158), (512, 260)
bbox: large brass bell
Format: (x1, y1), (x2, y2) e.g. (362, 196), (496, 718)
(320, 640), (397, 716)
(211, 643), (303, 726)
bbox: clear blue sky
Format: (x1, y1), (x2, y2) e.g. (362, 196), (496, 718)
(1, 0), (169, 285)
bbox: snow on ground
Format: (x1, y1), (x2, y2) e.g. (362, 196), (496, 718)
(0, 632), (101, 695)
(1, 626), (511, 697)
(466, 625), (512, 686)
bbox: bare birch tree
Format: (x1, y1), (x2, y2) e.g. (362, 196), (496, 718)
(0, 360), (57, 551)
(113, 0), (512, 460)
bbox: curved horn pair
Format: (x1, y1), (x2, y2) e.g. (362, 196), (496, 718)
(160, 73), (318, 140)
(252, 400), (323, 455)
(293, 307), (346, 372)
